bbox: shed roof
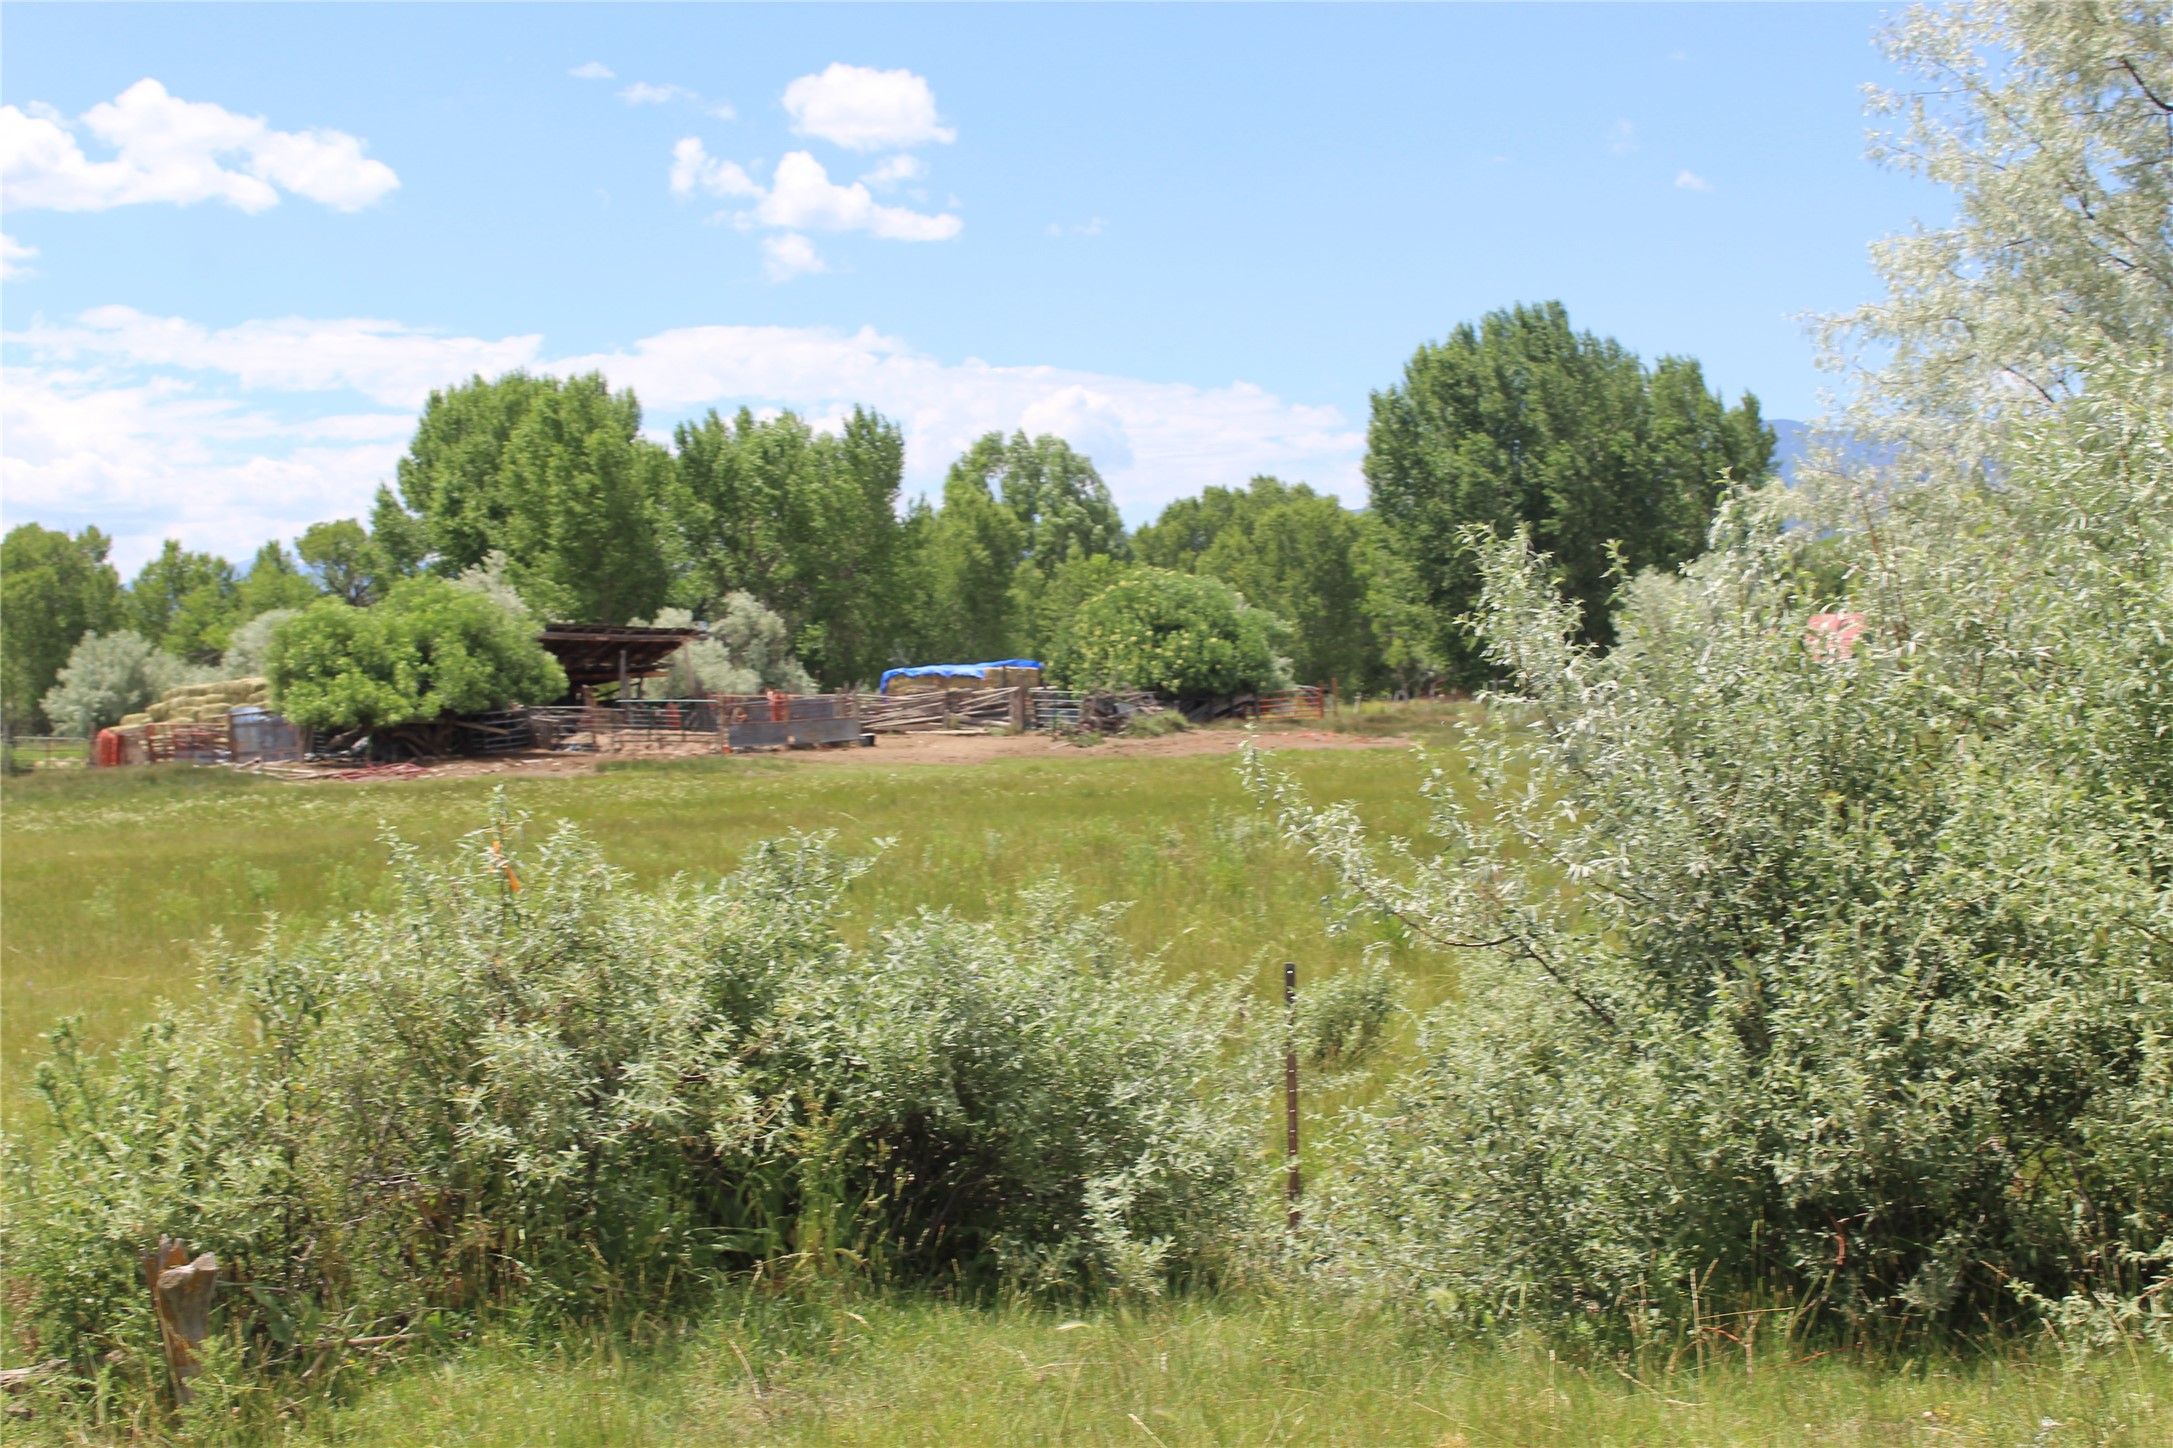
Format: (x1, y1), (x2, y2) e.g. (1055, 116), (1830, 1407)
(538, 625), (704, 686)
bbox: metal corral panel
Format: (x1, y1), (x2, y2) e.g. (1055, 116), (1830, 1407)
(727, 716), (862, 750)
(231, 709), (307, 764)
(728, 719), (793, 749)
(789, 717), (861, 746)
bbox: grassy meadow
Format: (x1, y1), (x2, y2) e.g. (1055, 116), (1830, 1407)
(3, 705), (2165, 1444)
(0, 709), (1453, 1111)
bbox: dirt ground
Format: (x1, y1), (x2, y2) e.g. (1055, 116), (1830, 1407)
(283, 725), (1416, 783)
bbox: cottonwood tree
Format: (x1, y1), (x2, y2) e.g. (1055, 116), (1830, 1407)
(0, 524), (124, 731)
(127, 540), (235, 664)
(297, 518), (387, 606)
(386, 371), (672, 625)
(1136, 477), (1381, 689)
(911, 470), (1029, 662)
(1365, 301), (1773, 683)
(669, 407), (912, 686)
(947, 431), (1130, 577)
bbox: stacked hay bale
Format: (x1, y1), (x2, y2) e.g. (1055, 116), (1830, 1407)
(117, 677), (270, 729)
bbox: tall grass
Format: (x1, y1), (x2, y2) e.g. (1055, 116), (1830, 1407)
(62, 1292), (2166, 1447)
(8, 720), (2156, 1444)
(0, 737), (1451, 1125)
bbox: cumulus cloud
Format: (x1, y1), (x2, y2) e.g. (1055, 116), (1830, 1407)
(762, 233), (827, 281)
(620, 81), (692, 106)
(7, 305), (543, 407)
(0, 367), (414, 569)
(1019, 385), (1134, 472)
(0, 79), (399, 213)
(669, 138), (761, 199)
(860, 153), (926, 189)
(1, 232), (37, 280)
(1606, 119), (1638, 155)
(4, 308), (1363, 568)
(569, 61), (615, 80)
(755, 151), (960, 241)
(783, 63), (955, 151)
(1674, 169), (1713, 191)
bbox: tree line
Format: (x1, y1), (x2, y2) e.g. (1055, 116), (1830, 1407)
(2, 301), (1773, 732)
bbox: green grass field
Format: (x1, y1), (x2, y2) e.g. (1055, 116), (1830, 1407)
(4, 707), (2164, 1444)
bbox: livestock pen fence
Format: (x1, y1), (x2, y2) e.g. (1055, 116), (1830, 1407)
(64, 680), (1314, 770)
(485, 693), (864, 754)
(856, 686), (1170, 734)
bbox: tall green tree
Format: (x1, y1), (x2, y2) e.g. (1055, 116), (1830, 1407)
(1137, 477), (1379, 688)
(385, 371), (672, 624)
(0, 524), (125, 731)
(235, 542), (322, 619)
(914, 470), (1029, 661)
(1365, 301), (1773, 683)
(1014, 552), (1134, 667)
(297, 519), (385, 606)
(948, 431), (1130, 576)
(670, 406), (911, 686)
(894, 431), (1131, 665)
(127, 541), (237, 666)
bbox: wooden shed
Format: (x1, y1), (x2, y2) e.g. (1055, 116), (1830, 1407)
(538, 624), (705, 693)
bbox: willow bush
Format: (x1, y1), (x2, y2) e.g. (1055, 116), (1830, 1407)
(3, 804), (1248, 1387)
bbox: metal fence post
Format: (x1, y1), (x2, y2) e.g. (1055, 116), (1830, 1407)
(1284, 960), (1301, 1232)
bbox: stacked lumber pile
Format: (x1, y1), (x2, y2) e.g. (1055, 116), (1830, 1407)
(860, 687), (1019, 733)
(118, 677), (269, 728)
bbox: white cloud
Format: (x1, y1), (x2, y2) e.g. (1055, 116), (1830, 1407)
(1674, 169), (1713, 191)
(756, 151), (959, 241)
(1606, 120), (1638, 155)
(0, 367), (412, 569)
(669, 137), (761, 199)
(7, 305), (543, 407)
(860, 154), (926, 189)
(0, 79), (398, 213)
(762, 233), (827, 282)
(782, 63), (955, 151)
(705, 102), (738, 121)
(1019, 385), (1133, 471)
(1, 232), (37, 280)
(3, 308), (1363, 569)
(569, 61), (616, 80)
(620, 82), (692, 106)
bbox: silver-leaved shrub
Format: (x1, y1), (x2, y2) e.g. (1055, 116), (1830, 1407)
(1251, 0), (2172, 1347)
(1251, 369), (2172, 1340)
(4, 808), (1247, 1380)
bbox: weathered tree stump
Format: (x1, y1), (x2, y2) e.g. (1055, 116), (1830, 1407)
(143, 1239), (218, 1402)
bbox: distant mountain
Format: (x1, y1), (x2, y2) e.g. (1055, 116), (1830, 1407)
(1765, 419), (1896, 482)
(1769, 419), (1813, 481)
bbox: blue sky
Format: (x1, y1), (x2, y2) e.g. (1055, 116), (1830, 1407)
(2, 2), (1930, 574)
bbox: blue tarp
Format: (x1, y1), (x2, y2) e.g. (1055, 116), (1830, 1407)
(879, 659), (1042, 694)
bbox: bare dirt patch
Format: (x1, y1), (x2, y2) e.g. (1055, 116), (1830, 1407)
(807, 726), (1416, 767)
(269, 725), (1414, 783)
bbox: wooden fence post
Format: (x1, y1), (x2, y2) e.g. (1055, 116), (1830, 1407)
(144, 1238), (218, 1403)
